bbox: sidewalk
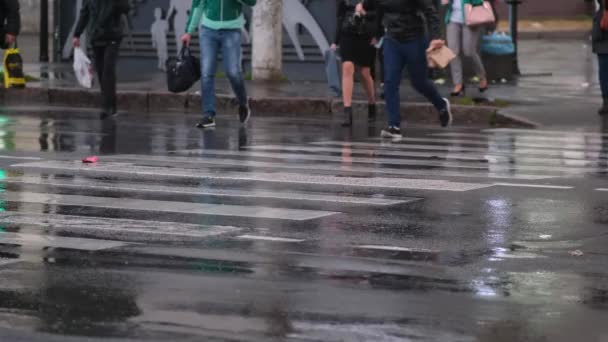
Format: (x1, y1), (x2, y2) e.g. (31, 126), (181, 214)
(2, 36), (604, 129)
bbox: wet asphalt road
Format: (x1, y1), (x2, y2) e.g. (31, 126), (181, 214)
(0, 106), (608, 342)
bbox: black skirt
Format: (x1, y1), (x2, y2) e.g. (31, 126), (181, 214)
(339, 34), (377, 68)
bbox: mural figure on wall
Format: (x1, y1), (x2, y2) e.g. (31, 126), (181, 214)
(283, 0), (329, 60)
(167, 0), (190, 52)
(62, 0), (87, 59)
(239, 0), (329, 59)
(150, 8), (168, 70)
(61, 0), (331, 64)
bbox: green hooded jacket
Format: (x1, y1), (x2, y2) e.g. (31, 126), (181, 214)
(186, 0), (257, 33)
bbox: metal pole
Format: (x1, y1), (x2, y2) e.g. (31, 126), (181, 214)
(39, 0), (50, 62)
(507, 0), (522, 75)
(53, 0), (61, 62)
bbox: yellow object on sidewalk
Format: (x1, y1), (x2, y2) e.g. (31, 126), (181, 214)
(3, 48), (26, 88)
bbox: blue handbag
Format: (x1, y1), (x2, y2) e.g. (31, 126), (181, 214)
(481, 32), (515, 56)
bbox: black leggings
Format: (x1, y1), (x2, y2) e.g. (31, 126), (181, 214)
(93, 40), (121, 112)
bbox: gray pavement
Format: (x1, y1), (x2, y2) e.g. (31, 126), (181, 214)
(11, 37), (604, 129)
(0, 106), (607, 341)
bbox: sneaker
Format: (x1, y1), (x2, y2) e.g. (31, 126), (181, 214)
(196, 116), (216, 129)
(439, 98), (453, 128)
(380, 126), (402, 139)
(239, 104), (251, 124)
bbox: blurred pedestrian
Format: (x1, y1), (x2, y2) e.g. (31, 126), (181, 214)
(594, 0), (608, 115)
(358, 0), (453, 139)
(0, 0), (20, 49)
(73, 0), (131, 120)
(443, 0), (488, 97)
(181, 0), (257, 129)
(331, 0), (378, 127)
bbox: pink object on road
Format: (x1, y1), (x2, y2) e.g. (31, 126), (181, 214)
(82, 156), (99, 164)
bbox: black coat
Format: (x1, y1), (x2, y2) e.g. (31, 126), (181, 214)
(593, 0), (608, 54)
(74, 0), (131, 43)
(335, 0), (377, 43)
(363, 0), (440, 42)
(0, 0), (20, 37)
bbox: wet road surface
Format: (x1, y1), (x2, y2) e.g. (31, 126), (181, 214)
(0, 107), (608, 341)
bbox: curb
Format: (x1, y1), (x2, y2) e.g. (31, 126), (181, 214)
(519, 30), (589, 40)
(0, 86), (538, 128)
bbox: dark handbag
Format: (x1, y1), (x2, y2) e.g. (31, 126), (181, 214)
(166, 46), (201, 93)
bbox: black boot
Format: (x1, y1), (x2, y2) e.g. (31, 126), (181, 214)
(368, 103), (377, 123)
(342, 106), (353, 127)
(599, 98), (608, 116)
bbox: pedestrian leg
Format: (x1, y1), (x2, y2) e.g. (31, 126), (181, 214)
(381, 38), (406, 138)
(221, 29), (250, 124)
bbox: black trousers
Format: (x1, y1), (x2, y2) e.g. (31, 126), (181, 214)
(93, 40), (121, 113)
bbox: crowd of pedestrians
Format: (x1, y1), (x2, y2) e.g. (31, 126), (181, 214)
(2, 0), (608, 139)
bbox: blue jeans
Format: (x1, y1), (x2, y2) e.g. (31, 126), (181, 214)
(599, 54), (608, 99)
(383, 36), (446, 128)
(200, 27), (248, 118)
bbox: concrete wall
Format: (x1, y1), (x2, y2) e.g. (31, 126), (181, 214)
(19, 0), (55, 34)
(495, 0), (591, 19)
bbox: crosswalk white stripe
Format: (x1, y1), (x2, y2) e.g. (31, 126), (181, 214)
(236, 235), (305, 243)
(0, 259), (20, 267)
(354, 245), (439, 253)
(170, 149), (593, 173)
(11, 161), (493, 192)
(595, 188), (608, 191)
(493, 183), (574, 190)
(0, 155), (42, 160)
(311, 141), (607, 159)
(0, 211), (243, 238)
(7, 177), (412, 206)
(432, 132), (607, 145)
(246, 144), (600, 168)
(0, 232), (127, 251)
(484, 128), (608, 137)
(109, 154), (552, 180)
(364, 137), (604, 152)
(4, 191), (339, 221)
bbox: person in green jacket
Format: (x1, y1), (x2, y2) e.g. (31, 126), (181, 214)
(443, 0), (489, 97)
(181, 0), (257, 129)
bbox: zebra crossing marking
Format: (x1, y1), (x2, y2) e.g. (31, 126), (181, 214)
(170, 149), (592, 174)
(246, 144), (599, 169)
(236, 235), (305, 243)
(0, 259), (20, 267)
(3, 191), (339, 221)
(0, 211), (243, 239)
(10, 161), (494, 192)
(311, 140), (607, 159)
(493, 183), (574, 190)
(354, 245), (439, 254)
(7, 176), (412, 206)
(0, 232), (127, 251)
(109, 154), (553, 180)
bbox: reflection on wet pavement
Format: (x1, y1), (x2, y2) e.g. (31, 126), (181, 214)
(0, 107), (607, 341)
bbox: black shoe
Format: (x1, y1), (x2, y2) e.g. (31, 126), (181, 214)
(450, 85), (466, 97)
(380, 126), (402, 139)
(239, 104), (251, 124)
(600, 98), (608, 116)
(342, 107), (353, 127)
(439, 98), (453, 128)
(196, 117), (216, 129)
(368, 103), (377, 123)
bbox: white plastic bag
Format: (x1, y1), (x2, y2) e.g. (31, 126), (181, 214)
(73, 47), (94, 89)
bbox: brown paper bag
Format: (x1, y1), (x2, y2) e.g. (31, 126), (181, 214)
(427, 46), (457, 69)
